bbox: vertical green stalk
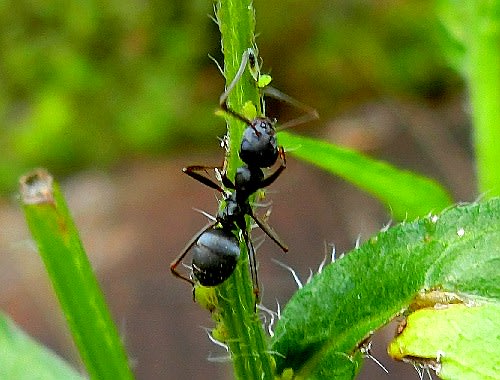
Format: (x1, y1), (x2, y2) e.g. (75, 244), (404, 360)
(216, 0), (261, 179)
(213, 1), (274, 379)
(19, 169), (134, 380)
(466, 2), (500, 196)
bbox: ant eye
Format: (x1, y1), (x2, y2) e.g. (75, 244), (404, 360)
(259, 121), (271, 133)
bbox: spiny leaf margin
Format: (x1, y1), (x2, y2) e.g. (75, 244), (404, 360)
(271, 198), (500, 378)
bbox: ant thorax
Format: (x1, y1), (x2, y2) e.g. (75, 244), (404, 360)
(239, 118), (278, 168)
(234, 166), (265, 196)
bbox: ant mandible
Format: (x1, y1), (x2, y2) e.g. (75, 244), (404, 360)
(170, 48), (317, 297)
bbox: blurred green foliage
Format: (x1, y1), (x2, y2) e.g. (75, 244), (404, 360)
(0, 0), (461, 193)
(0, 0), (219, 191)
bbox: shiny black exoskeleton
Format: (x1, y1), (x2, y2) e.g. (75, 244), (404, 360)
(170, 151), (287, 288)
(237, 117), (279, 169)
(191, 228), (239, 286)
(171, 48), (315, 293)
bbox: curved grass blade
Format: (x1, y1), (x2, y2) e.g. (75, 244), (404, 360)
(271, 198), (500, 379)
(0, 313), (86, 380)
(279, 131), (453, 220)
(19, 169), (134, 380)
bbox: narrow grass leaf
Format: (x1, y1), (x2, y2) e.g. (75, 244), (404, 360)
(19, 169), (134, 380)
(279, 131), (453, 220)
(437, 0), (500, 197)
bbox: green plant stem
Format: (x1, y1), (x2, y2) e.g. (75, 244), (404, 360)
(466, 2), (500, 196)
(19, 169), (134, 380)
(214, 1), (274, 379)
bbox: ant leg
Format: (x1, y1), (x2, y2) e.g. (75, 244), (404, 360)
(279, 145), (287, 166)
(259, 147), (287, 188)
(170, 222), (217, 286)
(263, 85), (319, 130)
(249, 147), (287, 245)
(260, 165), (285, 188)
(219, 49), (253, 126)
(183, 166), (225, 193)
(220, 173), (236, 190)
(249, 210), (289, 253)
(184, 165), (238, 193)
(242, 228), (260, 307)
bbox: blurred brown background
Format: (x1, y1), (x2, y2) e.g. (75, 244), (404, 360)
(0, 0), (475, 379)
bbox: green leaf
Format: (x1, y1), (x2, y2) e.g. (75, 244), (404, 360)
(19, 169), (134, 380)
(437, 0), (500, 197)
(388, 304), (500, 380)
(271, 198), (500, 379)
(0, 313), (85, 380)
(279, 131), (453, 220)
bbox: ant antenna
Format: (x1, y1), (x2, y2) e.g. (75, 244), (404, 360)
(263, 85), (319, 130)
(246, 48), (319, 128)
(219, 49), (254, 125)
(219, 48), (319, 130)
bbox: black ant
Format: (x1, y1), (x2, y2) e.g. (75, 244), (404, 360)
(170, 48), (317, 297)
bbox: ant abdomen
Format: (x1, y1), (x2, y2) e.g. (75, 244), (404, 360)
(192, 228), (240, 286)
(239, 118), (278, 168)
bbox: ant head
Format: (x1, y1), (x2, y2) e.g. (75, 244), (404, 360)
(192, 228), (240, 286)
(239, 117), (278, 168)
